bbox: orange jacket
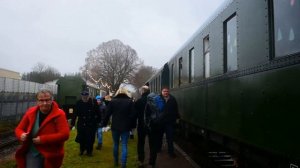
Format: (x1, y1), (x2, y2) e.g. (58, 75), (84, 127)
(15, 101), (70, 168)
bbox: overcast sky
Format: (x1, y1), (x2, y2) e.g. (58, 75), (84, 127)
(0, 0), (226, 75)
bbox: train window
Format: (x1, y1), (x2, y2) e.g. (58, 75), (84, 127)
(178, 57), (183, 86)
(224, 14), (237, 72)
(203, 36), (210, 78)
(189, 48), (195, 83)
(171, 63), (174, 88)
(274, 0), (300, 57)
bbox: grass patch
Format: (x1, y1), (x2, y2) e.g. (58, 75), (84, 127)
(0, 160), (16, 168)
(63, 130), (138, 168)
(0, 129), (138, 168)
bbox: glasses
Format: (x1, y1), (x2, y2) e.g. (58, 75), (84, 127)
(38, 99), (52, 104)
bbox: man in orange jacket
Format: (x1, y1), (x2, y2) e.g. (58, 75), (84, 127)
(15, 89), (70, 168)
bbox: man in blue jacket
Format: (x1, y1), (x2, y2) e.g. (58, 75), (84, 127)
(158, 87), (179, 158)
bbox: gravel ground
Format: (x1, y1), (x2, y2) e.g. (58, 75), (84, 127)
(0, 145), (18, 163)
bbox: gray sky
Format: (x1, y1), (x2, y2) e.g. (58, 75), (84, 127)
(0, 0), (226, 75)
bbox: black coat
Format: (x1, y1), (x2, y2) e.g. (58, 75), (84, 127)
(71, 98), (99, 129)
(71, 98), (99, 143)
(134, 91), (149, 129)
(160, 94), (179, 124)
(102, 94), (136, 132)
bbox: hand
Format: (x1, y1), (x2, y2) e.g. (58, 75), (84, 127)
(32, 136), (41, 144)
(98, 123), (103, 128)
(20, 132), (29, 142)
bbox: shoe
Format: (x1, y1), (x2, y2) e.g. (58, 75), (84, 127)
(137, 161), (144, 168)
(79, 151), (84, 155)
(169, 153), (177, 158)
(114, 162), (119, 167)
(149, 163), (156, 168)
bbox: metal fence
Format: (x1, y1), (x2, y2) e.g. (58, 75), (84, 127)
(0, 77), (57, 121)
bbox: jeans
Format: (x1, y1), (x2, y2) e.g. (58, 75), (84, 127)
(97, 127), (103, 144)
(112, 130), (130, 166)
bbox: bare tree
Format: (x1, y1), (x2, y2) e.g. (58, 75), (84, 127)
(32, 62), (47, 72)
(22, 62), (61, 83)
(131, 65), (157, 88)
(82, 39), (142, 92)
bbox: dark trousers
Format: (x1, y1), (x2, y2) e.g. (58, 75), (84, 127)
(158, 123), (175, 154)
(137, 127), (146, 162)
(148, 125), (164, 166)
(78, 127), (96, 154)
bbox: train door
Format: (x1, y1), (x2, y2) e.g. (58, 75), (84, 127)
(63, 96), (77, 119)
(161, 63), (170, 89)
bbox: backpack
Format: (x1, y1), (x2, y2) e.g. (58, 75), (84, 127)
(144, 92), (165, 129)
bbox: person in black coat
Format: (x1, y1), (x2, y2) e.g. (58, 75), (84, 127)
(102, 87), (136, 168)
(134, 85), (150, 166)
(70, 91), (99, 156)
(157, 87), (179, 158)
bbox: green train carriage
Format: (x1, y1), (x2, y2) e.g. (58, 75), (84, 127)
(56, 76), (99, 119)
(147, 0), (300, 167)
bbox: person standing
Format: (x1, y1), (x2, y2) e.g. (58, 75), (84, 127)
(134, 85), (150, 167)
(95, 95), (106, 150)
(15, 89), (70, 168)
(158, 87), (180, 158)
(102, 87), (136, 168)
(70, 90), (99, 156)
(143, 91), (166, 168)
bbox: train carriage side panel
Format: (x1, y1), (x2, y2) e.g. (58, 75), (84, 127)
(205, 0), (270, 140)
(173, 84), (206, 128)
(191, 36), (204, 81)
(161, 0), (300, 165)
(204, 0), (300, 161)
(240, 65), (300, 160)
(238, 0), (269, 68)
(208, 17), (224, 78)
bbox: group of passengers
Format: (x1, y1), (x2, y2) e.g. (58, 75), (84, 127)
(14, 85), (179, 168)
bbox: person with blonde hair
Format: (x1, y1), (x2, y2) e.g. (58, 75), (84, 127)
(102, 87), (136, 168)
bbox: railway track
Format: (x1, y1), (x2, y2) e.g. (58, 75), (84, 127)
(0, 131), (18, 149)
(0, 130), (19, 162)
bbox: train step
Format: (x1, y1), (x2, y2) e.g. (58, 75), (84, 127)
(208, 151), (236, 167)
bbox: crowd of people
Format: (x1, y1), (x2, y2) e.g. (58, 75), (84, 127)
(15, 85), (179, 168)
